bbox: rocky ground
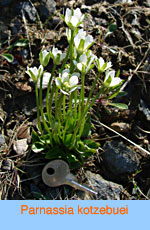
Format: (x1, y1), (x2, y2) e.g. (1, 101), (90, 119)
(0, 0), (150, 200)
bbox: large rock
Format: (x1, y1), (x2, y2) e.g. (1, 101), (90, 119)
(85, 171), (123, 200)
(16, 1), (37, 22)
(103, 141), (139, 177)
(37, 0), (56, 20)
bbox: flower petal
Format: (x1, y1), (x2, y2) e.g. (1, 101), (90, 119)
(60, 53), (66, 61)
(38, 65), (44, 76)
(65, 8), (71, 23)
(99, 57), (105, 68)
(60, 89), (69, 95)
(62, 72), (69, 83)
(42, 50), (49, 59)
(74, 29), (86, 48)
(72, 72), (80, 78)
(69, 86), (78, 93)
(69, 75), (78, 87)
(55, 78), (61, 87)
(74, 8), (82, 20)
(84, 35), (94, 50)
(70, 16), (79, 27)
(79, 53), (87, 64)
(77, 63), (83, 71)
(109, 76), (122, 87)
(31, 67), (38, 77)
(106, 61), (112, 69)
(62, 69), (70, 75)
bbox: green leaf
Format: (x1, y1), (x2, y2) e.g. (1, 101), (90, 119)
(101, 62), (107, 72)
(84, 139), (100, 149)
(0, 53), (14, 63)
(115, 69), (120, 78)
(66, 154), (81, 169)
(108, 23), (117, 33)
(39, 134), (51, 145)
(45, 146), (64, 159)
(81, 114), (91, 138)
(108, 90), (127, 99)
(107, 102), (128, 110)
(60, 14), (65, 22)
(13, 39), (29, 47)
(32, 142), (45, 153)
(32, 130), (40, 143)
(64, 134), (73, 148)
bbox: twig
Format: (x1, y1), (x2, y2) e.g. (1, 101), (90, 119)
(120, 44), (150, 91)
(132, 178), (149, 200)
(94, 117), (150, 156)
(22, 9), (33, 62)
(28, 0), (44, 32)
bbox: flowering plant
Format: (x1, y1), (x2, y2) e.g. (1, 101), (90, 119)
(26, 8), (127, 168)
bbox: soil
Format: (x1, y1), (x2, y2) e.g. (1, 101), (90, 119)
(0, 0), (150, 200)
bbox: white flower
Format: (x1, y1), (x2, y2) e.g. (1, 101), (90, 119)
(51, 47), (66, 65)
(74, 29), (94, 54)
(26, 65), (43, 83)
(74, 50), (96, 73)
(64, 8), (84, 30)
(39, 50), (51, 67)
(104, 70), (122, 87)
(37, 72), (51, 89)
(55, 69), (80, 95)
(97, 57), (112, 73)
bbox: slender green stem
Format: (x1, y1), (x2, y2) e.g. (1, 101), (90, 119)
(39, 75), (53, 145)
(81, 71), (85, 110)
(56, 93), (64, 138)
(78, 71), (85, 120)
(60, 30), (75, 73)
(35, 84), (42, 133)
(62, 114), (69, 142)
(55, 92), (63, 121)
(86, 72), (101, 105)
(55, 87), (58, 118)
(46, 64), (56, 120)
(79, 116), (85, 138)
(69, 93), (73, 110)
(74, 89), (77, 119)
(58, 93), (63, 120)
(70, 86), (105, 149)
(63, 94), (66, 120)
(70, 30), (74, 73)
(78, 86), (82, 120)
(48, 83), (56, 122)
(35, 84), (49, 147)
(60, 47), (70, 72)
